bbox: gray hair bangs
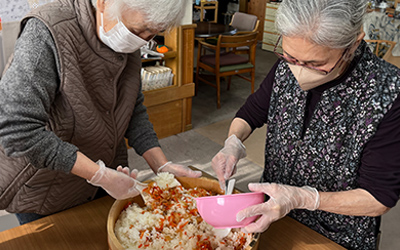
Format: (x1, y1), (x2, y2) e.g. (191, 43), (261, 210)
(275, 0), (367, 49)
(91, 0), (187, 31)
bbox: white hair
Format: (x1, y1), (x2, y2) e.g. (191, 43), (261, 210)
(91, 0), (187, 31)
(275, 0), (367, 49)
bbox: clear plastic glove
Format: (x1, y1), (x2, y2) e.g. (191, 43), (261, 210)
(236, 183), (320, 233)
(157, 161), (202, 178)
(211, 135), (246, 190)
(116, 166), (139, 179)
(87, 160), (140, 200)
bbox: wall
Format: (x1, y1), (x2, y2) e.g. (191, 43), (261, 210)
(0, 0), (55, 74)
(181, 0), (193, 25)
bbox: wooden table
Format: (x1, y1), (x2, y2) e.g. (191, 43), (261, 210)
(0, 197), (345, 250)
(386, 53), (400, 68)
(195, 21), (237, 38)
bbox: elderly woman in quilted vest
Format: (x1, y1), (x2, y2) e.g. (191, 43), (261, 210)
(211, 0), (400, 249)
(0, 0), (201, 225)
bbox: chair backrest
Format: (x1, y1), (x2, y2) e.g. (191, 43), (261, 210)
(365, 39), (397, 61)
(217, 32), (258, 49)
(229, 12), (258, 32)
(215, 32), (258, 65)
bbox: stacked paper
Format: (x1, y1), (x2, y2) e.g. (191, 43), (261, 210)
(141, 66), (174, 91)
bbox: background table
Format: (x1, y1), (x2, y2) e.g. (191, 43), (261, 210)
(195, 21), (237, 38)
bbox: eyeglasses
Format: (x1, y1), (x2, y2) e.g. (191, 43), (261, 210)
(274, 35), (347, 75)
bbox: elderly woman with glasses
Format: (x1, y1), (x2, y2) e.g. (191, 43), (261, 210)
(211, 0), (400, 249)
(0, 0), (201, 225)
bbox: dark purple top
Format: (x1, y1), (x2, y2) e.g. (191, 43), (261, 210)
(236, 60), (400, 208)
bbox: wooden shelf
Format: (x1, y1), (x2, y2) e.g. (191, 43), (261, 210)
(141, 50), (177, 63)
(143, 84), (194, 108)
(142, 24), (197, 139)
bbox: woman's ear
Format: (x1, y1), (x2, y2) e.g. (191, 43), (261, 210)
(95, 0), (106, 36)
(97, 0), (106, 12)
(349, 31), (366, 55)
(356, 31), (366, 46)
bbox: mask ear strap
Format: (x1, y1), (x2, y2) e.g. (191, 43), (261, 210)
(101, 12), (104, 27)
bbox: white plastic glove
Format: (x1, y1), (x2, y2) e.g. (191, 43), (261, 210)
(211, 135), (247, 190)
(116, 166), (139, 179)
(157, 161), (202, 178)
(87, 160), (140, 200)
(236, 183), (320, 233)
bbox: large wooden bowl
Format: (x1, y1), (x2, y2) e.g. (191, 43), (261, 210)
(107, 176), (261, 250)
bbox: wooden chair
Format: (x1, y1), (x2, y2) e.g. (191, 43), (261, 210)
(230, 12), (260, 35)
(195, 32), (258, 109)
(195, 1), (219, 23)
(230, 12), (260, 55)
(205, 12), (259, 55)
(365, 39), (397, 61)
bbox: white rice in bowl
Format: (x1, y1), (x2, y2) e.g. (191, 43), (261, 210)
(114, 173), (253, 249)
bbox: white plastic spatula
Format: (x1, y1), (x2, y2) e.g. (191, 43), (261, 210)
(214, 179), (236, 238)
(135, 172), (181, 203)
(225, 178), (235, 196)
(134, 180), (152, 203)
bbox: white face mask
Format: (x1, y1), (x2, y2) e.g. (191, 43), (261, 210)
(288, 59), (348, 91)
(99, 13), (148, 53)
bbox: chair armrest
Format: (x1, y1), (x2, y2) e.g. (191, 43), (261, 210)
(198, 40), (217, 50)
(235, 31), (252, 35)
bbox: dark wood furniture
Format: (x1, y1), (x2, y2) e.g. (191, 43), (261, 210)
(195, 21), (237, 38)
(196, 32), (258, 108)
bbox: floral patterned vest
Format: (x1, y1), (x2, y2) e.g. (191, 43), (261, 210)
(262, 42), (400, 250)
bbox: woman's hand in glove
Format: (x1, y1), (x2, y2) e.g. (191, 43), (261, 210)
(116, 166), (138, 179)
(157, 161), (202, 178)
(211, 135), (246, 190)
(236, 183), (320, 233)
(87, 160), (140, 200)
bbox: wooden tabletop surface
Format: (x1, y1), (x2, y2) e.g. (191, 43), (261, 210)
(0, 196), (345, 250)
(0, 168), (345, 249)
(0, 196), (344, 250)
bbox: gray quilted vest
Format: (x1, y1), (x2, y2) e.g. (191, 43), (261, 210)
(0, 0), (142, 215)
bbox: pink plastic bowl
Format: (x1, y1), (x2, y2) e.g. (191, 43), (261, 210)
(195, 192), (264, 229)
